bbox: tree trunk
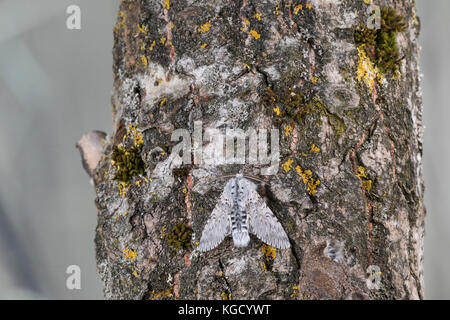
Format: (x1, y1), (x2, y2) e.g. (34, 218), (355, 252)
(88, 0), (424, 299)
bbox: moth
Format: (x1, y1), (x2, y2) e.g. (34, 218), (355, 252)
(198, 174), (290, 251)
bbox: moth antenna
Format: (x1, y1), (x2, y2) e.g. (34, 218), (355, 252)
(216, 173), (266, 184)
(242, 174), (266, 184)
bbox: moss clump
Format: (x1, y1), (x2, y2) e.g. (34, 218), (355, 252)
(166, 223), (192, 251)
(354, 25), (377, 46)
(112, 144), (145, 184)
(354, 6), (406, 75)
(381, 7), (407, 32)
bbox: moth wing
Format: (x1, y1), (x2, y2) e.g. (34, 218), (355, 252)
(197, 190), (232, 252)
(247, 189), (290, 249)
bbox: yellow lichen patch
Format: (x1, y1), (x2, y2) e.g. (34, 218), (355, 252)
(275, 6), (279, 15)
(242, 17), (250, 26)
(284, 125), (293, 137)
(119, 181), (130, 197)
(160, 37), (167, 44)
(221, 292), (231, 300)
(262, 244), (276, 259)
(249, 29), (260, 39)
(182, 187), (187, 194)
(141, 55), (148, 66)
(356, 166), (372, 191)
(294, 5), (303, 15)
(200, 43), (207, 49)
(164, 0), (170, 10)
(290, 284), (299, 298)
(261, 244), (276, 272)
(132, 270), (140, 278)
(311, 76), (318, 83)
(151, 287), (173, 300)
(295, 165), (320, 195)
(137, 24), (147, 33)
(149, 40), (156, 51)
(310, 144), (320, 153)
(170, 22), (175, 29)
(356, 45), (381, 89)
(160, 98), (167, 106)
(254, 13), (262, 21)
(123, 248), (137, 261)
(114, 11), (127, 34)
(261, 261), (268, 272)
(362, 179), (372, 191)
(305, 4), (312, 9)
(356, 166), (367, 179)
(282, 159), (293, 173)
(273, 107), (280, 116)
(198, 21), (212, 33)
(126, 125), (144, 145)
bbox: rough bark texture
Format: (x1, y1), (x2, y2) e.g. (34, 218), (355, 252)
(91, 0), (424, 299)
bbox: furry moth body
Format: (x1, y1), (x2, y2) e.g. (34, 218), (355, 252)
(197, 174), (290, 251)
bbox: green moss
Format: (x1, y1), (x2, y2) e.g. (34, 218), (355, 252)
(381, 6), (407, 32)
(354, 25), (377, 46)
(354, 6), (406, 75)
(166, 222), (192, 251)
(112, 144), (145, 184)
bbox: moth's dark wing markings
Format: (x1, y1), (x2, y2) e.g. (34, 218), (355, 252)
(247, 189), (291, 249)
(197, 187), (232, 252)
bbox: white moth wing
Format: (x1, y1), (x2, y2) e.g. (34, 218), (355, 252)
(197, 188), (232, 252)
(246, 188), (290, 249)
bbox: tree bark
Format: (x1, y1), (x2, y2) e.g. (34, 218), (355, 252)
(89, 0), (424, 299)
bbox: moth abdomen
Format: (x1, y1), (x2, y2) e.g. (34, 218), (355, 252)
(232, 230), (250, 247)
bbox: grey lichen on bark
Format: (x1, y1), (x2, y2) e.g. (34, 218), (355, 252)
(88, 0), (424, 299)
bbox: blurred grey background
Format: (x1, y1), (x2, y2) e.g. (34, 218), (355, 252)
(0, 0), (447, 299)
